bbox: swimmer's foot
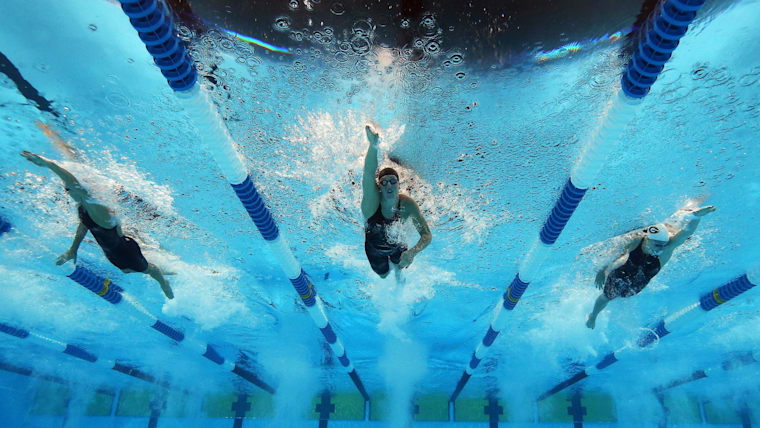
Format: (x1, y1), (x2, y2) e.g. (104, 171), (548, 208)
(412, 300), (429, 317)
(586, 315), (596, 330)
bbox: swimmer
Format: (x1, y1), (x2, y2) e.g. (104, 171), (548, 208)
(361, 125), (432, 278)
(586, 205), (716, 329)
(21, 151), (174, 299)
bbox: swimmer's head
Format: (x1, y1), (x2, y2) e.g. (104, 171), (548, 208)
(643, 223), (669, 255)
(376, 167), (399, 198)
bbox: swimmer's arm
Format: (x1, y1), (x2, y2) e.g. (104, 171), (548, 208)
(36, 155), (84, 190)
(403, 196), (432, 256)
(667, 206), (714, 248)
(68, 222), (88, 254)
(361, 125), (380, 220)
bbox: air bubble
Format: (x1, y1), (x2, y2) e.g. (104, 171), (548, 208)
(178, 26), (192, 38)
(274, 16), (291, 31)
(400, 18), (410, 29)
(738, 73), (759, 87)
(450, 53), (463, 64)
(106, 93), (130, 108)
(421, 14), (435, 28)
(691, 65), (709, 80)
(88, 24), (98, 31)
(352, 20), (373, 37)
(330, 2), (345, 15)
(350, 35), (370, 55)
(220, 38), (234, 50)
(288, 0), (299, 10)
(424, 40), (440, 55)
(455, 72), (466, 79)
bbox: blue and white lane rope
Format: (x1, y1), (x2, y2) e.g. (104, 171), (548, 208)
(113, 0), (368, 400)
(538, 267), (759, 400)
(451, 0), (708, 402)
(62, 262), (274, 394)
(654, 350), (760, 393)
(0, 321), (161, 385)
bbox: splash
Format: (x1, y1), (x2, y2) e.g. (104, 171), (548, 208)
(377, 337), (428, 427)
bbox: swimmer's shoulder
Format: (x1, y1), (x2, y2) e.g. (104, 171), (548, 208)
(81, 202), (119, 228)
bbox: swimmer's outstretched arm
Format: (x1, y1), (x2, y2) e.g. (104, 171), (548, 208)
(56, 222), (88, 265)
(360, 125), (381, 220)
(20, 151), (84, 191)
(666, 205), (715, 248)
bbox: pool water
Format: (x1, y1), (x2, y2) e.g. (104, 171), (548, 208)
(0, 0), (759, 426)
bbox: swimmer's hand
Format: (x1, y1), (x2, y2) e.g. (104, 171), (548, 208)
(365, 125), (379, 147)
(594, 270), (606, 290)
(691, 205), (716, 217)
(398, 250), (415, 269)
(56, 249), (77, 265)
(21, 151), (48, 167)
(586, 314), (596, 329)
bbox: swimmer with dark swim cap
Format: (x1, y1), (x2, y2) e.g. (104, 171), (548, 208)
(361, 125), (432, 278)
(585, 205), (716, 329)
(21, 151), (175, 300)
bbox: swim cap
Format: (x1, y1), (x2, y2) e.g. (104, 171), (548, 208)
(645, 223), (669, 242)
(377, 167), (399, 181)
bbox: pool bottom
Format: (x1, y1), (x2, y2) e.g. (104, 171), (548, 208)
(0, 368), (757, 427)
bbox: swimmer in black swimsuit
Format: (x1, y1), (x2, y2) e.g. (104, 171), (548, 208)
(585, 204), (716, 329)
(361, 125), (432, 278)
(21, 151), (174, 299)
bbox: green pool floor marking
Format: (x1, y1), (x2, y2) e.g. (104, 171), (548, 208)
(203, 392), (273, 419)
(116, 389), (156, 417)
(309, 392), (364, 420)
(538, 390), (616, 423)
(582, 391), (616, 422)
(413, 394), (448, 421)
(454, 396), (509, 423)
(31, 382), (69, 416)
(85, 390), (114, 416)
(703, 398), (757, 425)
(662, 392), (702, 424)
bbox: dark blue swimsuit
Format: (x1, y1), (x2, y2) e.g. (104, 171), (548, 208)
(78, 205), (148, 272)
(364, 203), (406, 275)
(603, 240), (661, 299)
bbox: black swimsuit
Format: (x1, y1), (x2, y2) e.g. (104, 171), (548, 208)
(603, 240), (661, 299)
(364, 202), (406, 275)
(78, 205), (148, 272)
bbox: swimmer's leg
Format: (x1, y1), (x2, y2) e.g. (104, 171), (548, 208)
(144, 263), (174, 299)
(393, 263), (405, 284)
(586, 293), (610, 329)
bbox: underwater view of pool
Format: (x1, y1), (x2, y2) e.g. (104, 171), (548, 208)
(1, 0), (759, 426)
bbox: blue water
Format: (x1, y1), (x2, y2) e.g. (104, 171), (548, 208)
(1, 0), (759, 426)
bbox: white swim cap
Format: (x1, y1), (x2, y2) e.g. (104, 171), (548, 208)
(646, 223), (669, 242)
